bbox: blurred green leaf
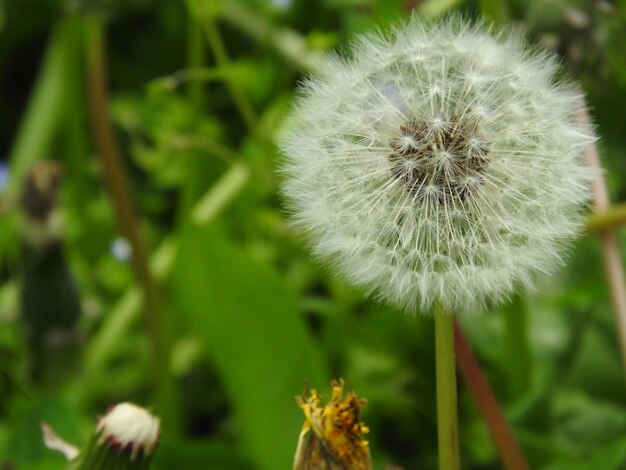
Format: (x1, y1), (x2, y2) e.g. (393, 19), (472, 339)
(565, 327), (624, 402)
(154, 436), (254, 470)
(8, 396), (80, 468)
(5, 16), (75, 196)
(171, 223), (329, 469)
(111, 90), (224, 189)
(553, 391), (626, 456)
(544, 436), (626, 470)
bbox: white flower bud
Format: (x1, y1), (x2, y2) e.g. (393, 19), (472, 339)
(280, 16), (595, 313)
(96, 403), (160, 461)
(69, 402), (160, 469)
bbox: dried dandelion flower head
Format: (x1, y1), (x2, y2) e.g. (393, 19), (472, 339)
(280, 16), (594, 313)
(294, 379), (371, 470)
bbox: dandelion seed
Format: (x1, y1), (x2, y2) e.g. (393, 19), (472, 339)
(280, 16), (594, 313)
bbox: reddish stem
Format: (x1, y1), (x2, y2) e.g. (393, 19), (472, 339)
(454, 320), (529, 470)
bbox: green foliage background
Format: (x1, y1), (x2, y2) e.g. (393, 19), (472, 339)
(1, 0), (626, 468)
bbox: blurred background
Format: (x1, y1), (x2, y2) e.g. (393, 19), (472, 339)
(1, 0), (626, 468)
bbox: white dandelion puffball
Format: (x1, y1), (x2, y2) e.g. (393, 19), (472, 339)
(280, 17), (595, 314)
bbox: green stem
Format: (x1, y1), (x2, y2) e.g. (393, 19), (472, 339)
(454, 320), (529, 470)
(84, 16), (176, 427)
(168, 133), (238, 163)
(504, 295), (531, 399)
(586, 204), (626, 234)
(196, 7), (258, 134)
(219, 0), (323, 73)
(151, 67), (225, 92)
(434, 301), (460, 470)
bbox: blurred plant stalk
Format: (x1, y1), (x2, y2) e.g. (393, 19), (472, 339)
(586, 204), (626, 233)
(215, 0), (324, 73)
(84, 14), (177, 427)
(185, 0), (276, 164)
(582, 108), (626, 379)
(454, 321), (530, 470)
(188, 0), (259, 136)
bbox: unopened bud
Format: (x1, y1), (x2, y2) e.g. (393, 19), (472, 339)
(71, 402), (160, 470)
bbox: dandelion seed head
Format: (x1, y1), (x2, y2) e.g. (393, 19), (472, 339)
(280, 16), (595, 314)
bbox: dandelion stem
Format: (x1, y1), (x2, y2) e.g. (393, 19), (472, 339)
(582, 108), (626, 378)
(434, 301), (460, 470)
(454, 320), (530, 470)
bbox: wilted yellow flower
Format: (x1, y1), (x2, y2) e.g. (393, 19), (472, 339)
(294, 379), (371, 470)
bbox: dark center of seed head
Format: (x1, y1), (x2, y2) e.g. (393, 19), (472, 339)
(388, 115), (489, 204)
